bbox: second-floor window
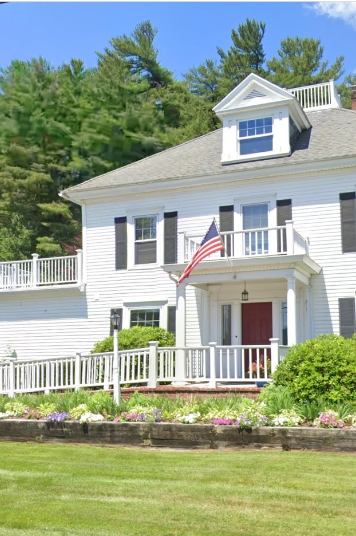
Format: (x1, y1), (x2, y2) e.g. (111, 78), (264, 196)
(243, 203), (268, 255)
(238, 117), (273, 156)
(135, 216), (157, 264)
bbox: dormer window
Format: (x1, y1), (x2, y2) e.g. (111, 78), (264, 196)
(238, 117), (273, 156)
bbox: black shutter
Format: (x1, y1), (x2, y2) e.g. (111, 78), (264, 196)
(277, 199), (292, 253)
(109, 308), (123, 336)
(340, 192), (356, 253)
(164, 212), (178, 264)
(167, 306), (176, 336)
(115, 217), (127, 270)
(339, 298), (355, 338)
(219, 205), (234, 257)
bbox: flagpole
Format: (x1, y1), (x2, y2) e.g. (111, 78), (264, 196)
(213, 218), (236, 278)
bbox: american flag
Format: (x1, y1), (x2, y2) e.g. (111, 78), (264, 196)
(177, 220), (224, 285)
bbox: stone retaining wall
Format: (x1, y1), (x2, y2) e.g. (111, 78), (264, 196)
(1, 420), (356, 452)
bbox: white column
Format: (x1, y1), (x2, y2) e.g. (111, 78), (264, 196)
(176, 282), (186, 347)
(175, 283), (187, 383)
(287, 277), (297, 346)
(209, 285), (221, 344)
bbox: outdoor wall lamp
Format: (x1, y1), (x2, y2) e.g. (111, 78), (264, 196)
(241, 281), (249, 302)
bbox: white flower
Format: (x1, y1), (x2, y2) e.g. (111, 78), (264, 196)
(79, 412), (104, 424)
(178, 412), (200, 424)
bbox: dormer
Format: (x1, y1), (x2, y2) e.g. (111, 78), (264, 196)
(213, 73), (312, 165)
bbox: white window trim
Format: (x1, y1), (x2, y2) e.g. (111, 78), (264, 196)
(234, 194), (277, 232)
(126, 206), (164, 269)
(234, 195), (277, 257)
(237, 115), (274, 159)
(122, 300), (168, 330)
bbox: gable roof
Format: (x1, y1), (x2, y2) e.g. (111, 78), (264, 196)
(62, 108), (356, 199)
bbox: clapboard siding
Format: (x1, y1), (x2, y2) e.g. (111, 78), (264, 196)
(1, 164), (356, 358)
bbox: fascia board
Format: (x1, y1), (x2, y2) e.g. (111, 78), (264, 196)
(61, 154), (356, 205)
(213, 74), (296, 113)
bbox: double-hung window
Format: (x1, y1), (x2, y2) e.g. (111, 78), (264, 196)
(135, 216), (157, 265)
(242, 203), (269, 255)
(238, 117), (273, 156)
(130, 309), (160, 327)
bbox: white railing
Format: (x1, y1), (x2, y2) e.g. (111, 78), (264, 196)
(183, 221), (308, 263)
(289, 80), (342, 111)
(0, 250), (83, 291)
(0, 340), (291, 396)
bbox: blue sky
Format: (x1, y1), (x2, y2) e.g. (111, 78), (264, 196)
(1, 2), (356, 82)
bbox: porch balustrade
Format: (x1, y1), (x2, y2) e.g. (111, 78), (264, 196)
(0, 339), (289, 396)
(0, 250), (83, 291)
(183, 222), (308, 263)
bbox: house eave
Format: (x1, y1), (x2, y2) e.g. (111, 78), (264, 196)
(60, 154), (356, 205)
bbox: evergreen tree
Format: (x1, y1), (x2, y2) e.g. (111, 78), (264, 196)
(267, 37), (344, 88)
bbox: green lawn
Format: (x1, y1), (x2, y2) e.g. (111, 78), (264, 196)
(0, 442), (355, 536)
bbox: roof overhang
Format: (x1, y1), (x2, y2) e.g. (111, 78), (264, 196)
(163, 254), (322, 286)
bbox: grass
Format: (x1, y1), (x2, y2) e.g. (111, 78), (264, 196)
(0, 443), (356, 535)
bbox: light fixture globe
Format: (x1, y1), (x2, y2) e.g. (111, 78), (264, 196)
(110, 310), (121, 330)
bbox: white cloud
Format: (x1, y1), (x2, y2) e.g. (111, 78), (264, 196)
(309, 2), (356, 30)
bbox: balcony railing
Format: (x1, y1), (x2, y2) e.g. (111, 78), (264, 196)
(289, 80), (342, 111)
(182, 221), (308, 264)
(0, 250), (83, 291)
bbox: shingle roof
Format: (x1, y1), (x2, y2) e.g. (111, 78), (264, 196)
(63, 108), (356, 196)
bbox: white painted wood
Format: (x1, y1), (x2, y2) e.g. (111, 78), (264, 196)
(287, 277), (297, 345)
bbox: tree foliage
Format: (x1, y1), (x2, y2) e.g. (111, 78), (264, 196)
(92, 326), (175, 353)
(0, 19), (354, 261)
(267, 37), (344, 88)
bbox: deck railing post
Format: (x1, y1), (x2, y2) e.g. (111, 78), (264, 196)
(9, 359), (15, 398)
(75, 352), (81, 391)
(286, 221), (294, 255)
(148, 341), (158, 388)
(270, 338), (280, 374)
(45, 360), (51, 395)
(32, 254), (39, 287)
(178, 231), (186, 263)
(209, 342), (217, 388)
(76, 249), (83, 286)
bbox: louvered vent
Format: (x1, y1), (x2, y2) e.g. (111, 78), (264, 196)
(243, 89), (266, 100)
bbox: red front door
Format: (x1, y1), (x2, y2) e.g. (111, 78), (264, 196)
(242, 302), (273, 345)
(242, 302), (272, 377)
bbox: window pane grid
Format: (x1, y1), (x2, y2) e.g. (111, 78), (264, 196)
(130, 309), (160, 327)
(239, 117), (272, 138)
(135, 217), (157, 241)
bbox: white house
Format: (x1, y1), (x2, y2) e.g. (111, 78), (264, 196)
(1, 74), (356, 370)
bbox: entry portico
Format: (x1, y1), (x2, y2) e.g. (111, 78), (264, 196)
(166, 254), (321, 349)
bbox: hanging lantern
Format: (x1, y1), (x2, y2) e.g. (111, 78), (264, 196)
(241, 281), (249, 302)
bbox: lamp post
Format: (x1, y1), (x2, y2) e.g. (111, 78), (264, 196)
(110, 310), (121, 404)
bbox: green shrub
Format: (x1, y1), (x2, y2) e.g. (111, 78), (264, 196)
(273, 334), (356, 403)
(92, 326), (175, 353)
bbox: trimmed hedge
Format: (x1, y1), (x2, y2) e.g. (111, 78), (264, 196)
(273, 334), (356, 403)
(92, 326), (175, 353)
